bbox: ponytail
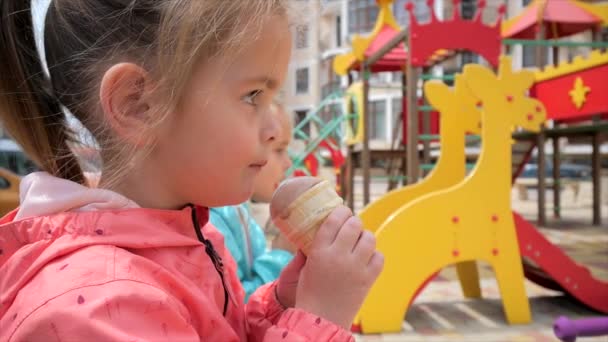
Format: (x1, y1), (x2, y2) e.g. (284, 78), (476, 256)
(0, 1), (83, 183)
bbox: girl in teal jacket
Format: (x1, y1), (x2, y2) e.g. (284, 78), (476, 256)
(210, 103), (295, 300)
(210, 204), (293, 300)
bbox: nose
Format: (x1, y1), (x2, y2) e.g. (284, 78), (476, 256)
(261, 108), (281, 143)
(282, 153), (293, 171)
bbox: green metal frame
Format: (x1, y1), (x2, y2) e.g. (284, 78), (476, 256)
(503, 39), (608, 49)
(288, 91), (357, 176)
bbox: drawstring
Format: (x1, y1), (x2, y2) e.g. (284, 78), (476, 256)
(187, 204), (229, 316)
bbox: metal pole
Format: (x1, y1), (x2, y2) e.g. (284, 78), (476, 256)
(362, 66), (371, 206)
(536, 22), (547, 226)
(347, 145), (354, 210)
(401, 69), (408, 186)
(553, 135), (561, 219)
(346, 72), (355, 210)
(552, 48), (561, 219)
(421, 67), (431, 171)
(406, 63), (419, 184)
(592, 132), (602, 226)
(538, 133), (547, 226)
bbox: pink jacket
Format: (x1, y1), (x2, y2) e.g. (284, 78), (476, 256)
(0, 173), (353, 341)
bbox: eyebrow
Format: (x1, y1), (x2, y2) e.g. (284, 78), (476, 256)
(242, 76), (278, 90)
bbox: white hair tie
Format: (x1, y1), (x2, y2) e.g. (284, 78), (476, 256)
(31, 0), (52, 78)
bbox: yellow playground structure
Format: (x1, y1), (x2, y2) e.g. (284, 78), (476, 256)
(356, 57), (547, 333)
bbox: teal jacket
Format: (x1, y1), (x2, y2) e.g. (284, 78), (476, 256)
(209, 204), (293, 301)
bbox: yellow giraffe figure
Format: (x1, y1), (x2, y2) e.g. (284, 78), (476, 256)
(359, 75), (481, 233)
(358, 75), (483, 299)
(356, 57), (546, 333)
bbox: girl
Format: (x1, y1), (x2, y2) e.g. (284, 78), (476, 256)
(210, 102), (295, 301)
(0, 1), (383, 341)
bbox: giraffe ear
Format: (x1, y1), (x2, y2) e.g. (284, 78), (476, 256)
(498, 55), (535, 93)
(508, 71), (535, 94)
(423, 81), (452, 112)
(462, 64), (499, 100)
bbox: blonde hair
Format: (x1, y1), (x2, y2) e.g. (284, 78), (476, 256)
(0, 0), (288, 185)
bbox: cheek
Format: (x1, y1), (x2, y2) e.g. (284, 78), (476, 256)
(253, 167), (273, 193)
(282, 154), (292, 169)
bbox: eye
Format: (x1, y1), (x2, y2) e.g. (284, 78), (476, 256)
(243, 89), (263, 106)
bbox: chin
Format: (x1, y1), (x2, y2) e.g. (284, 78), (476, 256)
(251, 192), (272, 204)
(199, 188), (254, 208)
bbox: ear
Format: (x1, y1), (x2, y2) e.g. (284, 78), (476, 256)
(462, 64), (499, 100)
(423, 80), (453, 112)
(99, 63), (155, 147)
(498, 56), (535, 93)
(509, 71), (535, 93)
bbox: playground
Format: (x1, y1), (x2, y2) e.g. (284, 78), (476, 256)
(281, 0), (608, 340)
(323, 173), (606, 341)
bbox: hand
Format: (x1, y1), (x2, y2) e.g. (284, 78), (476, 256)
(293, 206), (384, 329)
(272, 233), (297, 254)
(275, 251), (306, 308)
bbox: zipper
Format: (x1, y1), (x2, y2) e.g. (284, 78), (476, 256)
(187, 204), (229, 316)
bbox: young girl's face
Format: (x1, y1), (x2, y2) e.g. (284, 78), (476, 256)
(251, 109), (292, 203)
(150, 15), (292, 208)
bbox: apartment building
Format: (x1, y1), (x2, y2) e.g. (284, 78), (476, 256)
(282, 0), (607, 149)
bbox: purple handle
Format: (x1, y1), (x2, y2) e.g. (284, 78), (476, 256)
(554, 316), (608, 342)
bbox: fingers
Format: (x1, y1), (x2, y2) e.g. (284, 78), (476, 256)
(287, 250), (307, 271)
(334, 216), (363, 253)
(353, 229), (376, 261)
(312, 206), (352, 249)
(367, 251), (384, 278)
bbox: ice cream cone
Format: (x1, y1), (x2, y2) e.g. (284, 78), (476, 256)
(270, 177), (343, 255)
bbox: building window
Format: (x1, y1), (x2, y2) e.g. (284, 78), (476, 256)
(294, 110), (310, 139)
(369, 71), (393, 84)
(348, 0), (378, 34)
(321, 80), (341, 98)
(319, 103), (343, 141)
(523, 46), (550, 67)
(296, 68), (309, 94)
(370, 99), (387, 140)
(461, 0), (476, 20)
(391, 97), (403, 142)
(391, 71), (403, 83)
(522, 45), (536, 67)
(393, 0), (409, 26)
(461, 51), (478, 65)
(336, 15), (342, 47)
(295, 25), (309, 49)
(393, 0), (429, 27)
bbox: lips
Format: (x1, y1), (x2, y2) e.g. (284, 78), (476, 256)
(250, 160), (268, 168)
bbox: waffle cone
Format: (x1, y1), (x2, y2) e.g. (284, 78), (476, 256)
(272, 180), (343, 254)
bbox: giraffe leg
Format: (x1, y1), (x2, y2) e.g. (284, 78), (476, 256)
(456, 261), (482, 298)
(358, 264), (439, 334)
(491, 250), (531, 324)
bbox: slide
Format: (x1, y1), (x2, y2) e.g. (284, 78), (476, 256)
(514, 212), (608, 314)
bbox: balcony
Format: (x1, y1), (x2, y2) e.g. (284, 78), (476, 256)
(321, 0), (342, 15)
(321, 81), (342, 98)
